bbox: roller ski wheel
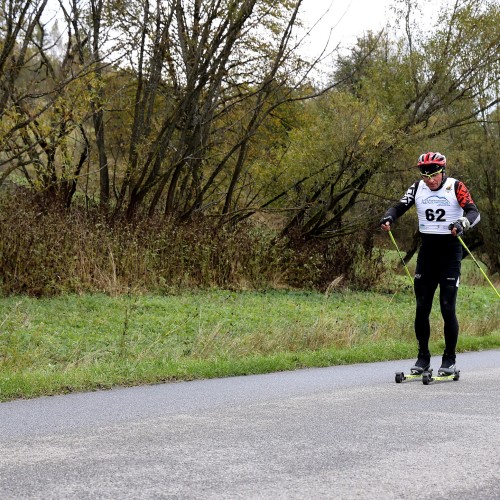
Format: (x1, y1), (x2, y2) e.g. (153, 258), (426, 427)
(422, 369), (460, 384)
(395, 368), (432, 383)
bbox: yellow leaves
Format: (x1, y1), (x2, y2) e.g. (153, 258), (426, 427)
(292, 92), (389, 159)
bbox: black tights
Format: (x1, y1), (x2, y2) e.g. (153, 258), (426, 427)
(414, 279), (459, 355)
(413, 234), (462, 357)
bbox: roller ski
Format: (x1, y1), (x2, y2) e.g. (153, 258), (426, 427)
(395, 354), (432, 383)
(422, 354), (460, 385)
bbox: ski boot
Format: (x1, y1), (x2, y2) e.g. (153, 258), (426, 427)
(422, 352), (460, 384)
(411, 352), (431, 375)
(438, 352), (457, 376)
(395, 352), (432, 383)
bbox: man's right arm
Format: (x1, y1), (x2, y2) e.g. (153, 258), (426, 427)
(381, 181), (419, 227)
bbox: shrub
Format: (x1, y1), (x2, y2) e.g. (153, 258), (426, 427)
(0, 194), (385, 296)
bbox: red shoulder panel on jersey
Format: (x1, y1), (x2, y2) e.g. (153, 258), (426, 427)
(456, 181), (473, 208)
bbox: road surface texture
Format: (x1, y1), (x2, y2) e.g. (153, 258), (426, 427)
(1, 350), (499, 499)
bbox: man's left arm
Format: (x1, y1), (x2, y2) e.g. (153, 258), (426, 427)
(455, 180), (480, 228)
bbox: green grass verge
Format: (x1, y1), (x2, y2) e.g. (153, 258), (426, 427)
(1, 281), (499, 401)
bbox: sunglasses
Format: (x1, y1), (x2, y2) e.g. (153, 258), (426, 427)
(421, 168), (443, 179)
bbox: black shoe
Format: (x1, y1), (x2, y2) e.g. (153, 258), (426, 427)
(439, 353), (456, 375)
(411, 352), (431, 374)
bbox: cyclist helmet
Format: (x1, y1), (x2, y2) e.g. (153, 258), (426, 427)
(417, 152), (446, 175)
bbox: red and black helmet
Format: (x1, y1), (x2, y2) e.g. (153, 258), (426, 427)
(417, 152), (446, 174)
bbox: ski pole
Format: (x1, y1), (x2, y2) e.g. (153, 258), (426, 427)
(388, 230), (413, 286)
(457, 236), (500, 299)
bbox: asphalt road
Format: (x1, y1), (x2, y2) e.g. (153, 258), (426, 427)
(1, 350), (499, 499)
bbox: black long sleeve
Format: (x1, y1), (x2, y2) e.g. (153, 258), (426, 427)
(384, 181), (419, 222)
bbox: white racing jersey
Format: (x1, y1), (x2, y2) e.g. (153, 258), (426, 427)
(384, 175), (480, 235)
(415, 177), (465, 234)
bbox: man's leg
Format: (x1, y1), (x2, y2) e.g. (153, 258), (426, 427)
(414, 274), (438, 362)
(438, 259), (461, 373)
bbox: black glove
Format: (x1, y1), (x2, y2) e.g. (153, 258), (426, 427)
(448, 217), (470, 237)
(448, 220), (464, 236)
(380, 215), (394, 228)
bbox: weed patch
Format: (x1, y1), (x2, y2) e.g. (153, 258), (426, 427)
(0, 286), (498, 401)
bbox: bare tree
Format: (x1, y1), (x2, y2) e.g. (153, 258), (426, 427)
(57, 0), (114, 209)
(104, 0), (319, 220)
(0, 0), (120, 208)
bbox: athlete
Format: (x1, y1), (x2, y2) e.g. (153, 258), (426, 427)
(380, 152), (480, 375)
